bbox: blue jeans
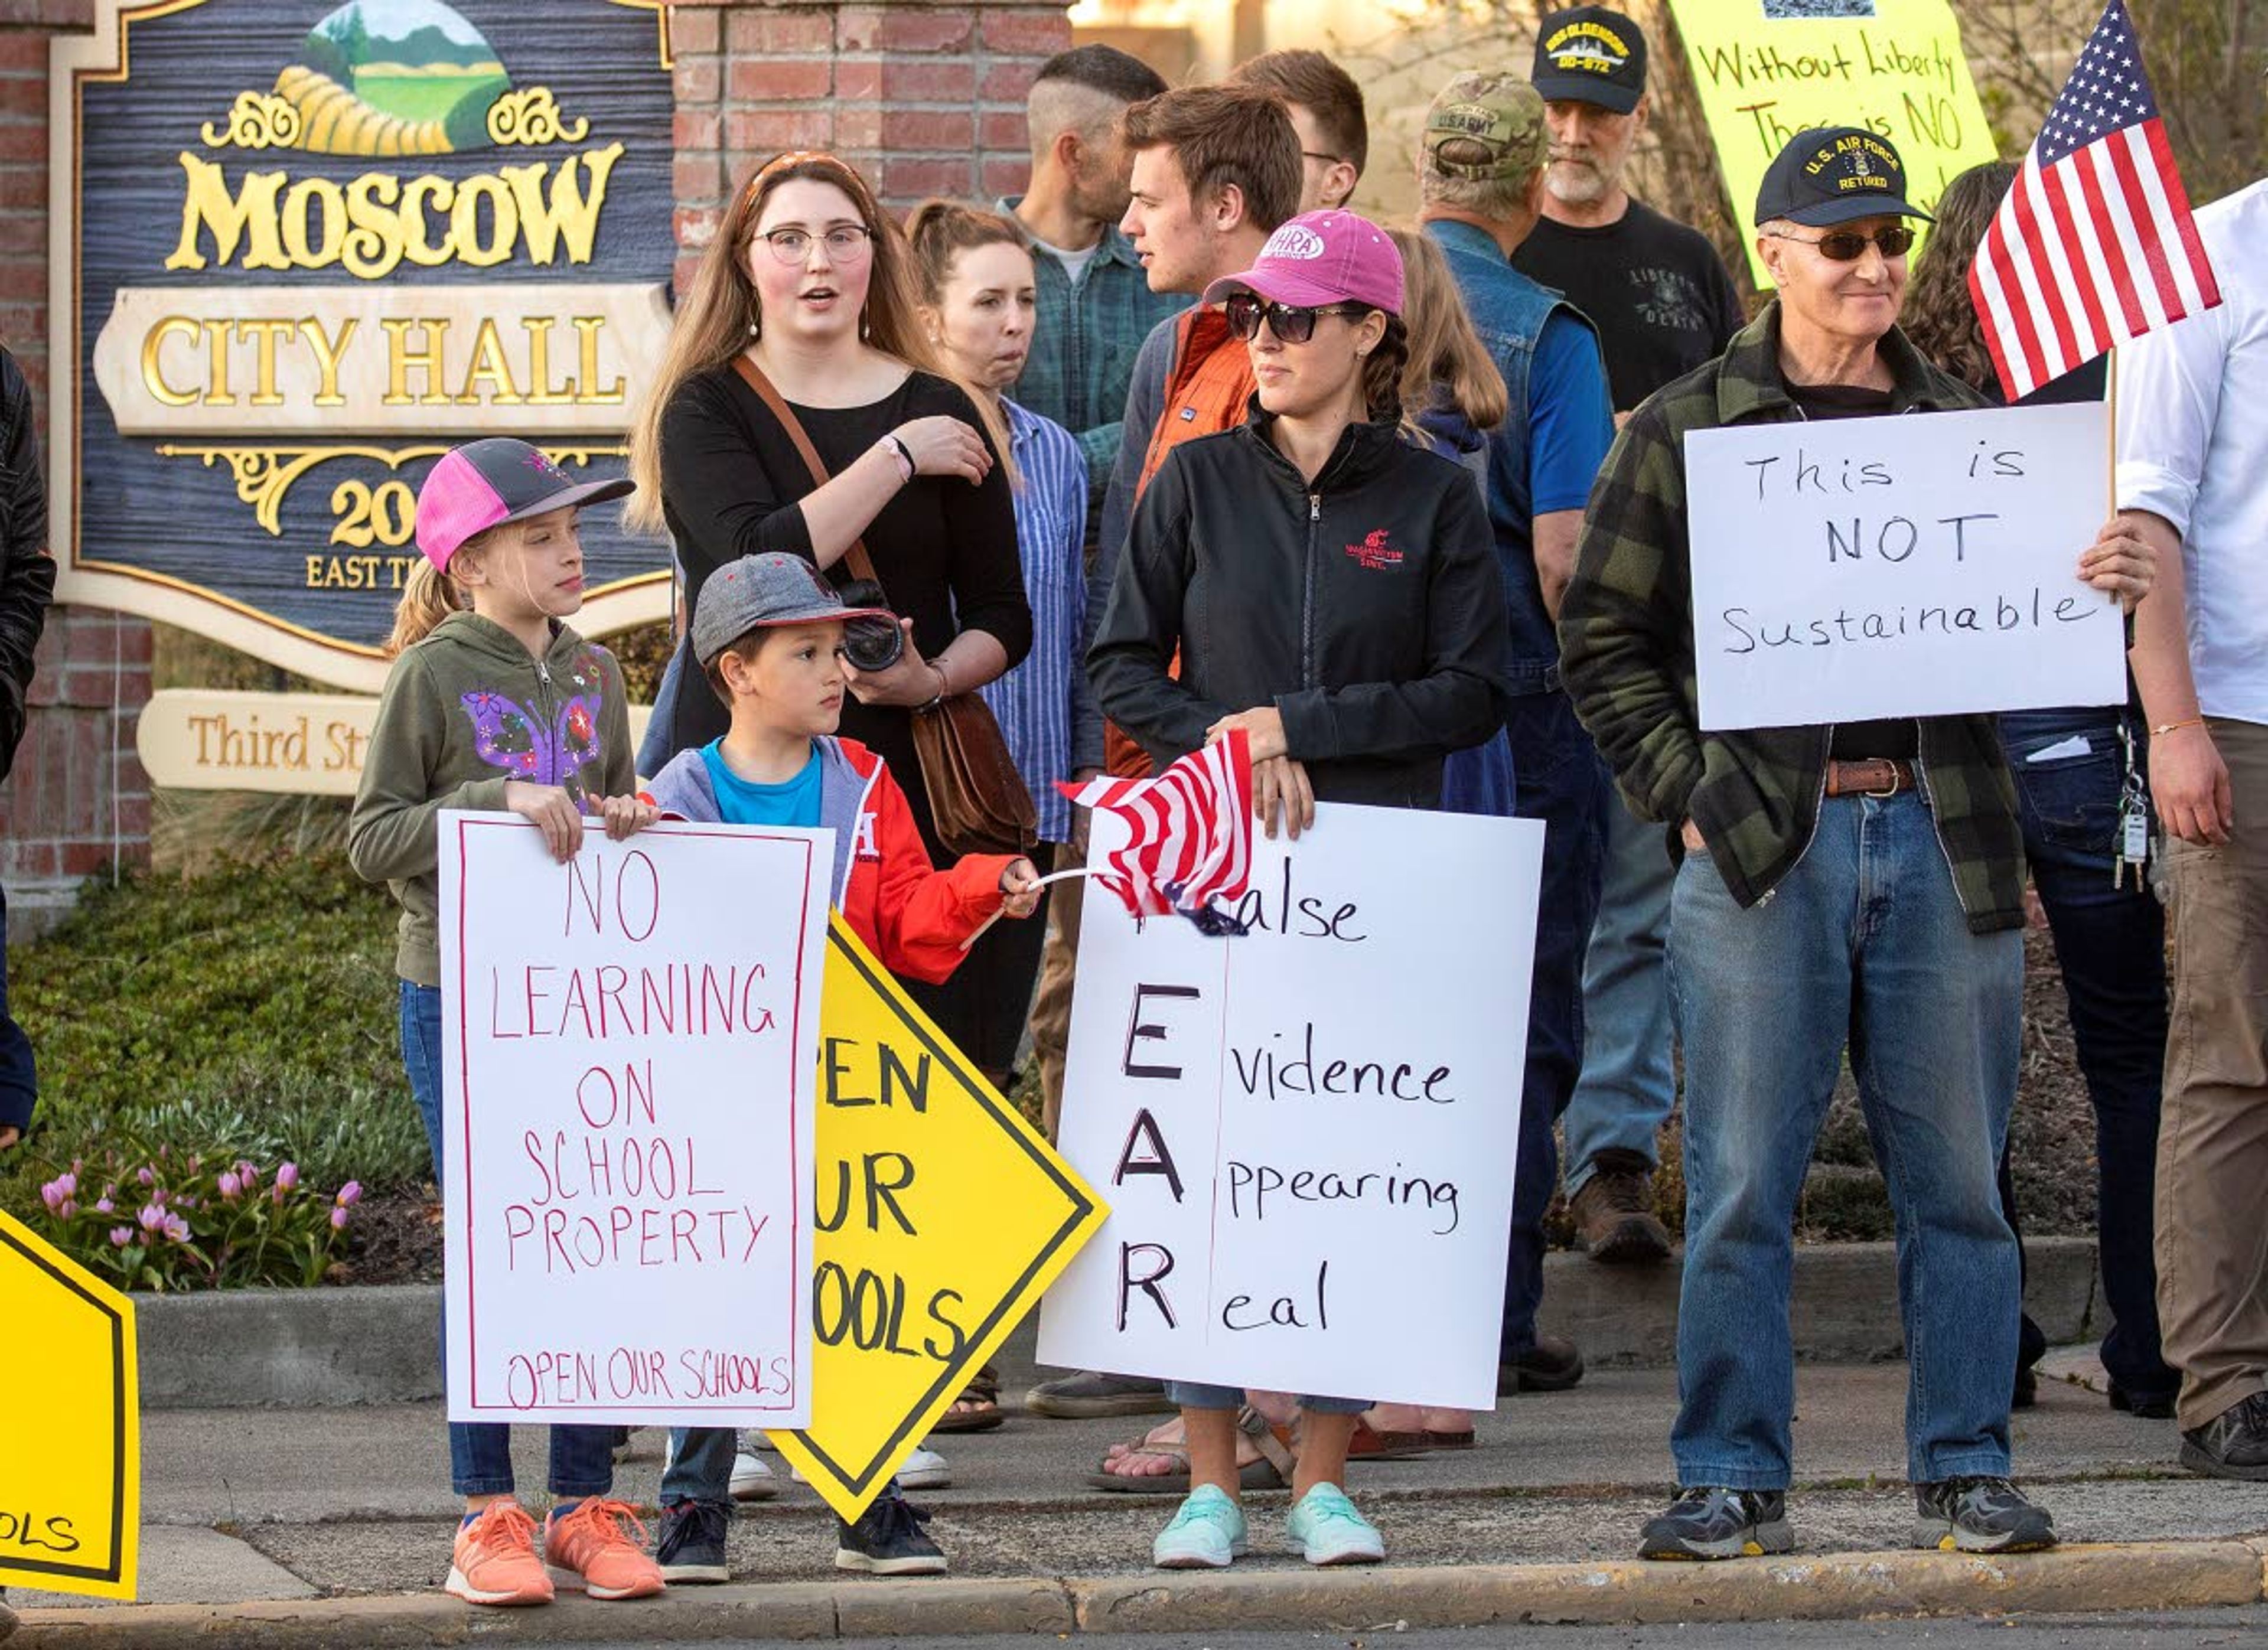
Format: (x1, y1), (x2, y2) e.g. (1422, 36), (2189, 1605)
(1999, 707), (2176, 1400)
(1563, 787), (1677, 1191)
(1501, 690), (1609, 1356)
(637, 642), (688, 779)
(400, 981), (617, 1500)
(0, 886), (35, 1134)
(662, 1427), (735, 1506)
(1666, 792), (2022, 1488)
(1165, 1383), (1368, 1414)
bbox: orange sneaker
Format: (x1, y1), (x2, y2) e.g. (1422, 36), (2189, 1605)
(544, 1498), (667, 1600)
(445, 1500), (555, 1607)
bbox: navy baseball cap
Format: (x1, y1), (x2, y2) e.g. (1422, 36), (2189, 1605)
(1754, 127), (1934, 228)
(1531, 6), (1647, 115)
(415, 438), (633, 572)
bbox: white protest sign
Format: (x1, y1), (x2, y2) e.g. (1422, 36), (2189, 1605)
(1037, 802), (1540, 1411)
(1686, 402), (2121, 731)
(439, 814), (828, 1426)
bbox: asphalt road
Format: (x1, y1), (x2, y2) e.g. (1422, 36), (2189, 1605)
(563, 1607), (2268, 1649)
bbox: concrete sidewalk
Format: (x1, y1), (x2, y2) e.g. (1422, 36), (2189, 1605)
(13, 1311), (2268, 1644)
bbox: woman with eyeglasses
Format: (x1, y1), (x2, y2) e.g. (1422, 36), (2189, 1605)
(1089, 208), (1511, 1573)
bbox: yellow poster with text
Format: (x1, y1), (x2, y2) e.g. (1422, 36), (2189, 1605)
(768, 919), (1107, 1522)
(0, 1208), (139, 1600)
(1667, 0), (1999, 283)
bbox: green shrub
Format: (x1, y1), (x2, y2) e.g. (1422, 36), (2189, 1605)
(0, 851), (428, 1253)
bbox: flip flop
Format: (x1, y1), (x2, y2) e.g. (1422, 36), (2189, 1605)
(1086, 1406), (1294, 1495)
(928, 1361), (1006, 1434)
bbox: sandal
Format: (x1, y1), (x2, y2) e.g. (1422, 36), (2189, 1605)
(1087, 1405), (1293, 1495)
(928, 1361), (1006, 1434)
(1335, 1416), (1434, 1463)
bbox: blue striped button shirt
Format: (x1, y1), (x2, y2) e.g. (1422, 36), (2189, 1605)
(979, 399), (1091, 843)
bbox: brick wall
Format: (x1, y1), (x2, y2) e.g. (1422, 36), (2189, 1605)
(670, 0), (1071, 292)
(0, 0), (151, 914)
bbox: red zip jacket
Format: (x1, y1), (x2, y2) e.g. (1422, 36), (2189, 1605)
(645, 735), (1013, 984)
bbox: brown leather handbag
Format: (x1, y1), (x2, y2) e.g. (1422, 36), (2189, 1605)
(732, 357), (1038, 858)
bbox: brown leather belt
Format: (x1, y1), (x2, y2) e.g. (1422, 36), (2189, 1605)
(1824, 758), (1917, 798)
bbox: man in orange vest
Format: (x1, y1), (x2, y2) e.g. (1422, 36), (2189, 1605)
(1027, 84), (1301, 1427)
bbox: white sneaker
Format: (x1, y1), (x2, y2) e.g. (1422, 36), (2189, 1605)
(793, 1445), (951, 1490)
(730, 1450), (779, 1501)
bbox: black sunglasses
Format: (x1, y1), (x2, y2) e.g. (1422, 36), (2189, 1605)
(1223, 292), (1368, 344)
(1767, 224), (1917, 262)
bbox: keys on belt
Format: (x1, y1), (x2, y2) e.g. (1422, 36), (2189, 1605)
(1823, 758), (1917, 798)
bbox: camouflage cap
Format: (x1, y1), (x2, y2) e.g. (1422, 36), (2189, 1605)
(1422, 72), (1547, 183)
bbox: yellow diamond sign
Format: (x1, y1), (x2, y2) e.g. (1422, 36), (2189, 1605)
(0, 1206), (139, 1599)
(768, 918), (1107, 1521)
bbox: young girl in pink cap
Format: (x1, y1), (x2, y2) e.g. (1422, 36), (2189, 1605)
(1089, 208), (1514, 1570)
(348, 439), (665, 1610)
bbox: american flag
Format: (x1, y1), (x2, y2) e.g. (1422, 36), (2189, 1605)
(1060, 730), (1254, 931)
(1969, 0), (2220, 402)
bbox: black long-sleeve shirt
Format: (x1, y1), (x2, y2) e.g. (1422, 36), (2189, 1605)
(657, 364), (1031, 852)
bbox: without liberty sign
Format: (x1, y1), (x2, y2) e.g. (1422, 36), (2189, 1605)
(439, 816), (825, 1426)
(1039, 804), (1540, 1411)
(1685, 402), (2122, 731)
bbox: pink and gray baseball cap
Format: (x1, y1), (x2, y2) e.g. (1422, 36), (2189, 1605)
(1201, 209), (1405, 318)
(413, 439), (635, 572)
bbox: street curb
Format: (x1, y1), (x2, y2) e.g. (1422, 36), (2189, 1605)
(12, 1541), (2258, 1645)
(134, 1238), (2103, 1409)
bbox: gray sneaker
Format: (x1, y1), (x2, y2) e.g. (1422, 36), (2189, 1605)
(1638, 1486), (1794, 1560)
(1024, 1369), (1174, 1419)
(1911, 1476), (2056, 1553)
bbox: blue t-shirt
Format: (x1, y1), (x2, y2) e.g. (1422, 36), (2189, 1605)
(699, 740), (823, 828)
(1528, 309), (1618, 517)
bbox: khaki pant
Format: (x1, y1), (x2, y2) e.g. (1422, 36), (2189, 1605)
(1029, 823), (1088, 1142)
(2159, 716), (2268, 1429)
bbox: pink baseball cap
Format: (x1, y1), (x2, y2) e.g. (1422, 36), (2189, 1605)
(414, 439), (634, 572)
(1201, 209), (1405, 317)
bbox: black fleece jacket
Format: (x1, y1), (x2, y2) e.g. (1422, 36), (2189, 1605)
(1089, 405), (1512, 809)
(0, 346), (53, 784)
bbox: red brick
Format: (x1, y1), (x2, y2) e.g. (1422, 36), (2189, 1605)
(0, 168), (44, 210)
(674, 152), (724, 204)
(725, 107), (826, 154)
(0, 34), (45, 71)
(118, 620), (152, 666)
(669, 5), (721, 54)
(0, 214), (40, 257)
(981, 60), (1041, 103)
(0, 1), (92, 25)
(980, 111), (1025, 152)
(0, 122), (43, 162)
(838, 5), (972, 54)
(725, 6), (835, 56)
(878, 155), (976, 203)
(881, 109), (972, 152)
(879, 59), (976, 101)
(673, 56), (721, 105)
(60, 839), (111, 877)
(728, 57), (832, 103)
(8, 841), (57, 881)
(674, 253), (706, 297)
(674, 204), (723, 254)
(980, 155), (1029, 200)
(113, 792), (149, 840)
(978, 8), (1070, 54)
(829, 105), (881, 149)
(673, 107), (721, 152)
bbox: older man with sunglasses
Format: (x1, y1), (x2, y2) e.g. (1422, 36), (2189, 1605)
(1559, 128), (2156, 1561)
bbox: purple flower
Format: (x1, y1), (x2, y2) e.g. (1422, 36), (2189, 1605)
(109, 1227), (132, 1247)
(94, 1198), (114, 1214)
(275, 1162), (299, 1192)
(330, 1206), (350, 1230)
(335, 1181), (363, 1209)
(56, 1171), (77, 1199)
(236, 1162), (260, 1192)
(136, 1167), (155, 1186)
(136, 1202), (166, 1234)
(57, 1199), (76, 1220)
(162, 1213), (190, 1244)
(39, 1180), (64, 1212)
(218, 1171), (242, 1201)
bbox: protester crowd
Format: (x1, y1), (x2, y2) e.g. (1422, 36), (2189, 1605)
(301, 0), (2268, 1608)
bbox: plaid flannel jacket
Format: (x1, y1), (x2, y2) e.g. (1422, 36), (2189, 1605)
(1558, 303), (2028, 934)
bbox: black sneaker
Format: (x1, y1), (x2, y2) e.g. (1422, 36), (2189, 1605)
(2181, 1391), (2268, 1480)
(654, 1498), (730, 1584)
(2110, 1382), (2177, 1420)
(1497, 1335), (1585, 1395)
(1912, 1476), (2057, 1553)
(836, 1485), (947, 1576)
(1638, 1487), (1793, 1560)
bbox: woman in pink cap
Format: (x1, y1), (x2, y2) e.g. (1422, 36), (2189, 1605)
(1089, 208), (1514, 1570)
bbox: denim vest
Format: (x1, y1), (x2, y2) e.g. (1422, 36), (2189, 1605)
(1426, 219), (1591, 697)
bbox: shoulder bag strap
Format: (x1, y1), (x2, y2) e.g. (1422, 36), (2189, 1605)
(729, 354), (882, 588)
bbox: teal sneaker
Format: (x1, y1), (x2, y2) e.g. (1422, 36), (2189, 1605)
(1152, 1484), (1247, 1569)
(1285, 1483), (1384, 1566)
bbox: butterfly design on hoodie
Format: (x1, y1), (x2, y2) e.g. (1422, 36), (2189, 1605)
(458, 648), (605, 801)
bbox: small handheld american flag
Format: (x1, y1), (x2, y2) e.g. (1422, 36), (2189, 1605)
(1055, 730), (1256, 933)
(1969, 0), (2220, 403)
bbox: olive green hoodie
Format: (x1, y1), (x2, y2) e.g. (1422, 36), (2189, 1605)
(348, 611), (634, 986)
